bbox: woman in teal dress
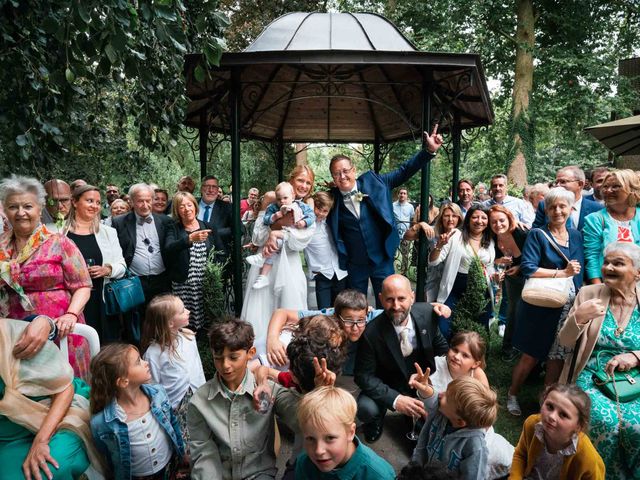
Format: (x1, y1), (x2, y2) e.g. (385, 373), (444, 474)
(0, 318), (102, 479)
(559, 242), (640, 479)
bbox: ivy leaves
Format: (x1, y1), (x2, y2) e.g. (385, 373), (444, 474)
(0, 0), (227, 175)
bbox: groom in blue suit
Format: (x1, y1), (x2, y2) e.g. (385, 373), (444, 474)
(328, 128), (443, 306)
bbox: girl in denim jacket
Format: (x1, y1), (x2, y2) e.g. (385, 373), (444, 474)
(90, 343), (185, 479)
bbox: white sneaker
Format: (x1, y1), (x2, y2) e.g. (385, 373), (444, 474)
(498, 324), (506, 337)
(246, 253), (265, 267)
(507, 394), (521, 416)
(253, 275), (270, 289)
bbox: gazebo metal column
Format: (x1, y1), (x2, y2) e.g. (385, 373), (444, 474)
(230, 68), (244, 314)
(199, 111), (208, 177)
(451, 112), (461, 202)
(415, 81), (432, 302)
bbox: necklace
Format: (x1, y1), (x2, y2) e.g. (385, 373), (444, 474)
(610, 297), (636, 336)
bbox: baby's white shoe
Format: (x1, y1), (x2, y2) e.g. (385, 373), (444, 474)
(253, 275), (270, 289)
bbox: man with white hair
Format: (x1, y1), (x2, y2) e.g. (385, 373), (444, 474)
(533, 165), (603, 231)
(112, 183), (176, 318)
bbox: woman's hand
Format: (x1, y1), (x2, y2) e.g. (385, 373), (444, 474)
(505, 265), (520, 276)
(23, 439), (58, 480)
(88, 265), (112, 279)
(188, 229), (211, 243)
(55, 313), (77, 339)
(12, 316), (51, 359)
(574, 299), (605, 325)
(606, 352), (639, 376)
(564, 260), (581, 277)
(266, 338), (288, 367)
(418, 222), (435, 240)
(263, 230), (284, 257)
(435, 231), (452, 249)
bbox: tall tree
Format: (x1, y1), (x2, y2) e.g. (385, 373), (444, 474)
(0, 0), (227, 178)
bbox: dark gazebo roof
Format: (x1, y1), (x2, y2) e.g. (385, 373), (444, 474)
(184, 12), (494, 142)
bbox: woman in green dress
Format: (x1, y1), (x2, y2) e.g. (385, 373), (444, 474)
(559, 242), (640, 479)
(0, 318), (102, 479)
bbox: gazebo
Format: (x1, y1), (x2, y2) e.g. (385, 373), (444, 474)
(184, 12), (494, 313)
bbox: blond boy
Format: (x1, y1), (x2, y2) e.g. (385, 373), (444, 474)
(296, 386), (395, 479)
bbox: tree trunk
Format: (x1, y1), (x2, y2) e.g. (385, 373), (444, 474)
(507, 0), (535, 187)
(295, 143), (308, 165)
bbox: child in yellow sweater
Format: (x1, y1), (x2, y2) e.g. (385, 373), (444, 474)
(510, 383), (604, 480)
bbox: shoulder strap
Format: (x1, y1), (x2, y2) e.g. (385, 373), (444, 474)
(536, 228), (571, 265)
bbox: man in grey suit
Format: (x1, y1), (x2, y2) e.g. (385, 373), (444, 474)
(354, 274), (450, 443)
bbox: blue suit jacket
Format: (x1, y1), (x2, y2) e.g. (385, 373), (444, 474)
(328, 149), (433, 270)
(532, 197), (603, 231)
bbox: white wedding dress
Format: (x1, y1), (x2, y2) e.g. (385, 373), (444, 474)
(241, 212), (315, 342)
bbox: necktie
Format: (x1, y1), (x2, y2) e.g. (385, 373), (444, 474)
(399, 328), (413, 357)
(137, 216), (152, 225)
(203, 205), (211, 222)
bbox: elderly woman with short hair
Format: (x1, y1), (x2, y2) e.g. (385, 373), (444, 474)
(583, 169), (640, 284)
(559, 242), (640, 478)
(165, 191), (224, 332)
(507, 187), (584, 415)
(0, 175), (92, 378)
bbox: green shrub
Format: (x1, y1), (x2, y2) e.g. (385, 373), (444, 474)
(451, 255), (491, 344)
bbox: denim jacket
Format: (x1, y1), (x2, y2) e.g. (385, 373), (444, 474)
(411, 392), (488, 480)
(90, 383), (185, 479)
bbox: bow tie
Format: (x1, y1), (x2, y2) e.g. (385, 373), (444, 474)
(137, 216), (153, 225)
(342, 190), (357, 199)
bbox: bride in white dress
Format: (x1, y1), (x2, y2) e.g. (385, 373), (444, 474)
(241, 204), (315, 342)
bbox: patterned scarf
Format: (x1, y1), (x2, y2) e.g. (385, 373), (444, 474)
(0, 224), (53, 317)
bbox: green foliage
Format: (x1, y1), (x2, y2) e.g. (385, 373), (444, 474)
(0, 0), (227, 177)
(203, 250), (227, 324)
(451, 255), (491, 344)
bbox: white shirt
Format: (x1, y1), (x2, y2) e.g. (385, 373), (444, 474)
(144, 331), (206, 408)
(129, 214), (165, 276)
(340, 188), (361, 218)
(570, 197), (582, 229)
(303, 219), (348, 281)
(116, 405), (172, 475)
(483, 195), (535, 227)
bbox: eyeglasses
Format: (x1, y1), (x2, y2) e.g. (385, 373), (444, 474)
(554, 179), (578, 186)
(601, 184), (622, 192)
(202, 184), (219, 190)
(331, 167), (354, 179)
(143, 238), (154, 253)
(339, 315), (366, 328)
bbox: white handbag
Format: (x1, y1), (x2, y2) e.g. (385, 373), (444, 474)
(521, 229), (573, 308)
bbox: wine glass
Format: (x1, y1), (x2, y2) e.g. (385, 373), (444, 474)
(406, 416), (420, 441)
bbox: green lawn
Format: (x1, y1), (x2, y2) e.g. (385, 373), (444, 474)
(486, 322), (542, 445)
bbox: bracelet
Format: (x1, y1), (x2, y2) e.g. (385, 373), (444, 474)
(41, 316), (57, 341)
(552, 269), (558, 278)
(65, 311), (79, 320)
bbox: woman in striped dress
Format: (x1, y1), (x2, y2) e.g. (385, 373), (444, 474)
(166, 192), (224, 332)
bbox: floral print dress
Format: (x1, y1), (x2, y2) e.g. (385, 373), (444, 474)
(576, 307), (640, 479)
(4, 234), (92, 379)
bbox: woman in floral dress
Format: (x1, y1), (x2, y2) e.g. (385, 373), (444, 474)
(0, 175), (92, 379)
(559, 242), (640, 479)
